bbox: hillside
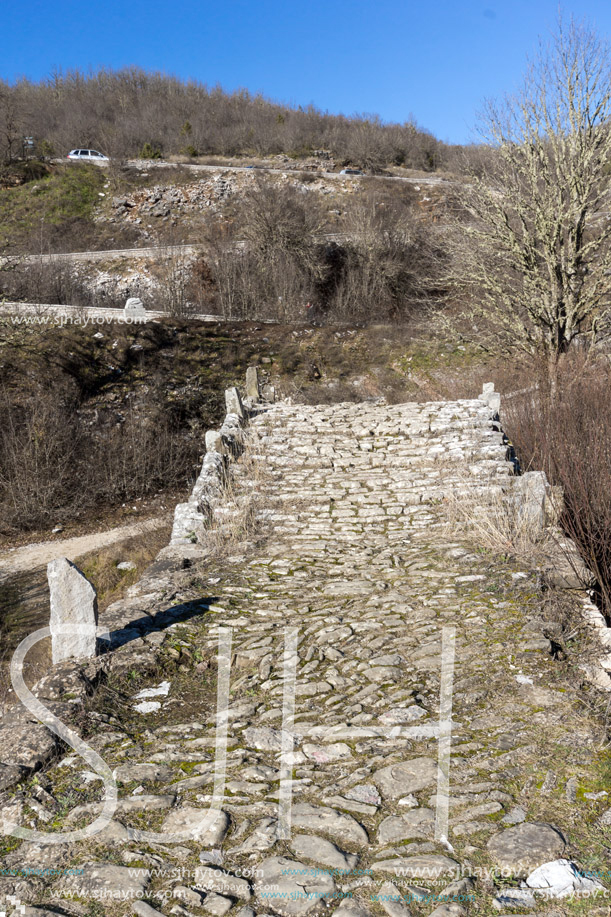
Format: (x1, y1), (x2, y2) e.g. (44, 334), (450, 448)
(1, 68), (450, 172)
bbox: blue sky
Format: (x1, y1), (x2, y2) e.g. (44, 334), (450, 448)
(4, 0), (611, 144)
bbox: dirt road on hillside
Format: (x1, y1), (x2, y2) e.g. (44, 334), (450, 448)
(0, 516), (168, 581)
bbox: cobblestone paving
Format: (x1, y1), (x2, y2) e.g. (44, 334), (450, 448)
(0, 399), (608, 917)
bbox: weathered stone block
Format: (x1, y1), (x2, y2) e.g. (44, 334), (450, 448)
(479, 382), (501, 414)
(514, 470), (549, 531)
(171, 502), (207, 544)
(48, 557), (98, 664)
(205, 429), (227, 455)
(225, 386), (245, 419)
(124, 297), (146, 316)
(246, 366), (260, 400)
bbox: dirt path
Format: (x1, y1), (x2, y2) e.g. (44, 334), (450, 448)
(0, 515), (168, 580)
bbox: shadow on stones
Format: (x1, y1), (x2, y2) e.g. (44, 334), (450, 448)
(103, 596), (221, 651)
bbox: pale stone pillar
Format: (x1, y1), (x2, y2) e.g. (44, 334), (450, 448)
(246, 366), (260, 401)
(48, 558), (99, 664)
(225, 387), (245, 419)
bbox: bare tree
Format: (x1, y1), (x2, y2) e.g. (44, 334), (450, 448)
(451, 17), (611, 377)
(0, 83), (23, 163)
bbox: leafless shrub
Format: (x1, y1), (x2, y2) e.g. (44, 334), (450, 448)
(207, 179), (446, 324)
(0, 384), (200, 533)
(0, 258), (124, 308)
(504, 358), (611, 620)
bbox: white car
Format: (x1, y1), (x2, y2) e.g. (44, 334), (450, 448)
(67, 149), (109, 161)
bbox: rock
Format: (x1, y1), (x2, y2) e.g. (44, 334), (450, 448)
(225, 386), (245, 419)
(114, 763), (173, 783)
(514, 471), (550, 532)
(204, 893), (234, 915)
(291, 802), (368, 846)
(206, 429), (227, 455)
(171, 501), (207, 544)
(246, 366), (260, 400)
(62, 863), (148, 896)
(243, 726), (282, 750)
(377, 809), (433, 844)
(261, 382), (276, 402)
(428, 906), (465, 917)
(48, 557), (98, 664)
(199, 849), (224, 866)
(125, 296), (146, 316)
(374, 880), (411, 917)
(380, 706), (427, 724)
(194, 865), (252, 899)
(133, 903), (165, 917)
(160, 807), (229, 844)
(242, 764), (279, 780)
(366, 666), (402, 683)
(373, 758), (439, 799)
(303, 742), (353, 763)
(66, 794), (175, 822)
(134, 681), (171, 699)
(255, 856), (336, 916)
(117, 560), (137, 571)
(479, 382), (500, 414)
(525, 858), (605, 898)
(332, 904), (372, 917)
(290, 835), (358, 871)
(492, 888), (536, 910)
(599, 807), (611, 825)
(24, 911), (76, 917)
(500, 806), (526, 825)
(487, 823), (566, 876)
(345, 784), (381, 806)
(234, 816), (279, 852)
(372, 855), (459, 878)
(439, 876), (475, 899)
(220, 413), (245, 455)
(133, 700), (161, 714)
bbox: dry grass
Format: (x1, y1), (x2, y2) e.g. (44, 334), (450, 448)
(443, 472), (559, 568)
(78, 520), (172, 610)
(203, 434), (274, 558)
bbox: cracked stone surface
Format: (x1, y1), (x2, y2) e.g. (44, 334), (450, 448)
(0, 397), (608, 914)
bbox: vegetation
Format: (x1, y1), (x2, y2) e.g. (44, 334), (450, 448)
(2, 18), (611, 640)
(505, 359), (611, 623)
(205, 178), (445, 324)
(450, 17), (611, 376)
(0, 162), (139, 253)
(0, 69), (444, 172)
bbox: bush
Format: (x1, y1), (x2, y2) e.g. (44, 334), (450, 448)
(0, 68), (447, 172)
(0, 381), (201, 533)
(139, 142), (163, 160)
(504, 360), (611, 621)
(207, 179), (445, 324)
